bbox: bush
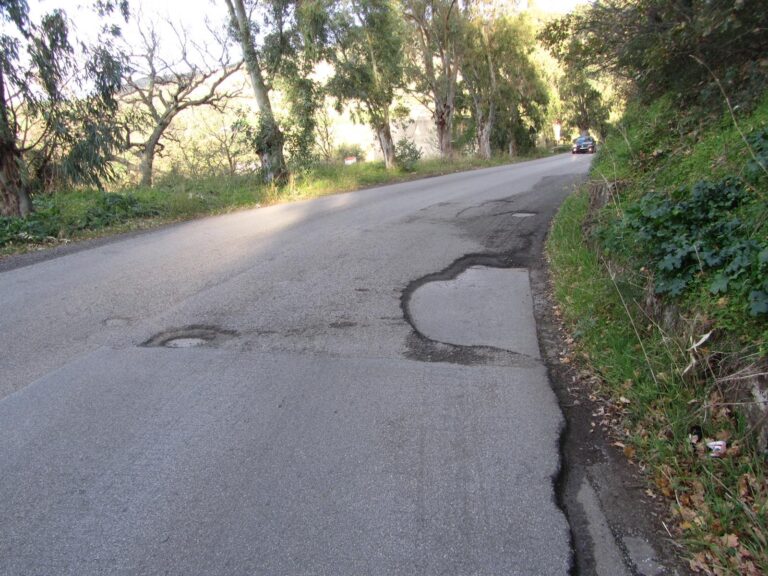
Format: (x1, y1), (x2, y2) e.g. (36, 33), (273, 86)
(616, 178), (767, 316)
(78, 193), (161, 230)
(394, 138), (422, 172)
(335, 143), (365, 163)
(0, 200), (64, 246)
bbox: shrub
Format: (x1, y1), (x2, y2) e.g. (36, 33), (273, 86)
(0, 199), (64, 246)
(611, 176), (767, 316)
(394, 138), (422, 172)
(78, 193), (161, 230)
(335, 143), (365, 163)
(541, 0), (768, 111)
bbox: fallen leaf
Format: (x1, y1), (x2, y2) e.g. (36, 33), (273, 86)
(721, 533), (739, 548)
(716, 430), (731, 441)
(689, 552), (711, 573)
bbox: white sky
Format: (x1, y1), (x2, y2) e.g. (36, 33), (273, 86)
(532, 0), (589, 12)
(32, 0), (589, 33)
(31, 0), (227, 54)
(28, 0), (589, 68)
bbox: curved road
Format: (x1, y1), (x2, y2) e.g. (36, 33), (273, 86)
(1, 154), (591, 575)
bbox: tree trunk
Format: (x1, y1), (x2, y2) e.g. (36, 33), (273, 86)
(436, 104), (453, 159)
(475, 100), (494, 160)
(139, 148), (155, 187)
(477, 121), (492, 160)
(375, 122), (396, 169)
(224, 0), (287, 184)
(226, 149), (236, 177)
(139, 124), (167, 187)
(0, 141), (31, 217)
(508, 138), (517, 158)
(0, 67), (31, 217)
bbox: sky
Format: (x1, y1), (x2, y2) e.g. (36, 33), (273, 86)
(28, 0), (589, 69)
(34, 0), (228, 41)
(33, 0), (590, 31)
(529, 0), (589, 12)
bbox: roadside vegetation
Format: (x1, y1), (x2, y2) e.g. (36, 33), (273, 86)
(0, 153), (546, 256)
(544, 1), (767, 574)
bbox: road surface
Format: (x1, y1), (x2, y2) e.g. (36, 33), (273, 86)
(1, 155), (592, 575)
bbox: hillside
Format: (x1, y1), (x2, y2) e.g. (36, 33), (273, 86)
(543, 1), (768, 573)
(547, 50), (768, 576)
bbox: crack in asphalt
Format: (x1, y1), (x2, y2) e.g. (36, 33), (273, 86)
(398, 250), (578, 575)
(397, 174), (597, 574)
(454, 197), (518, 218)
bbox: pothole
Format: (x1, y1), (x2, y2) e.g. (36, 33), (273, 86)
(142, 325), (237, 348)
(404, 264), (541, 359)
(512, 212), (536, 218)
(165, 337), (208, 348)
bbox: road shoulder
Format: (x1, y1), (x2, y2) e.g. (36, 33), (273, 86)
(530, 255), (690, 575)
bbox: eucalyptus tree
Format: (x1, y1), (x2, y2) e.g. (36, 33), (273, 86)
(122, 15), (242, 186)
(0, 0), (128, 217)
(223, 0), (331, 182)
(491, 54), (548, 156)
(328, 0), (405, 169)
(223, 0), (284, 182)
(401, 0), (463, 159)
(461, 8), (544, 158)
(557, 70), (608, 137)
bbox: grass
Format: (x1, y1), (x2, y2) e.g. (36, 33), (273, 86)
(1, 152), (549, 257)
(592, 95), (768, 190)
(593, 93), (768, 349)
(547, 95), (768, 574)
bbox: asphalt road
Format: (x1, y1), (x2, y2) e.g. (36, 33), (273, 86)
(0, 154), (592, 575)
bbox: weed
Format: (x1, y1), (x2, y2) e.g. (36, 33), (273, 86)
(0, 198), (65, 245)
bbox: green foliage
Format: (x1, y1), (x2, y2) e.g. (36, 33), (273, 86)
(233, 114), (287, 180)
(745, 126), (768, 182)
(545, 3), (768, 570)
(0, 0), (127, 209)
(283, 75), (321, 170)
(591, 93), (768, 331)
(328, 0), (404, 114)
(0, 191), (163, 247)
(394, 138), (421, 171)
(334, 143), (365, 162)
(78, 193), (161, 230)
(538, 6), (613, 137)
(460, 11), (549, 156)
(540, 0), (768, 111)
(400, 0), (464, 157)
(0, 201), (63, 245)
(615, 178), (767, 317)
(548, 188), (768, 576)
(558, 70), (609, 136)
(327, 0), (405, 163)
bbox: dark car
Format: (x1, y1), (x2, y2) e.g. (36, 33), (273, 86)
(572, 136), (597, 154)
